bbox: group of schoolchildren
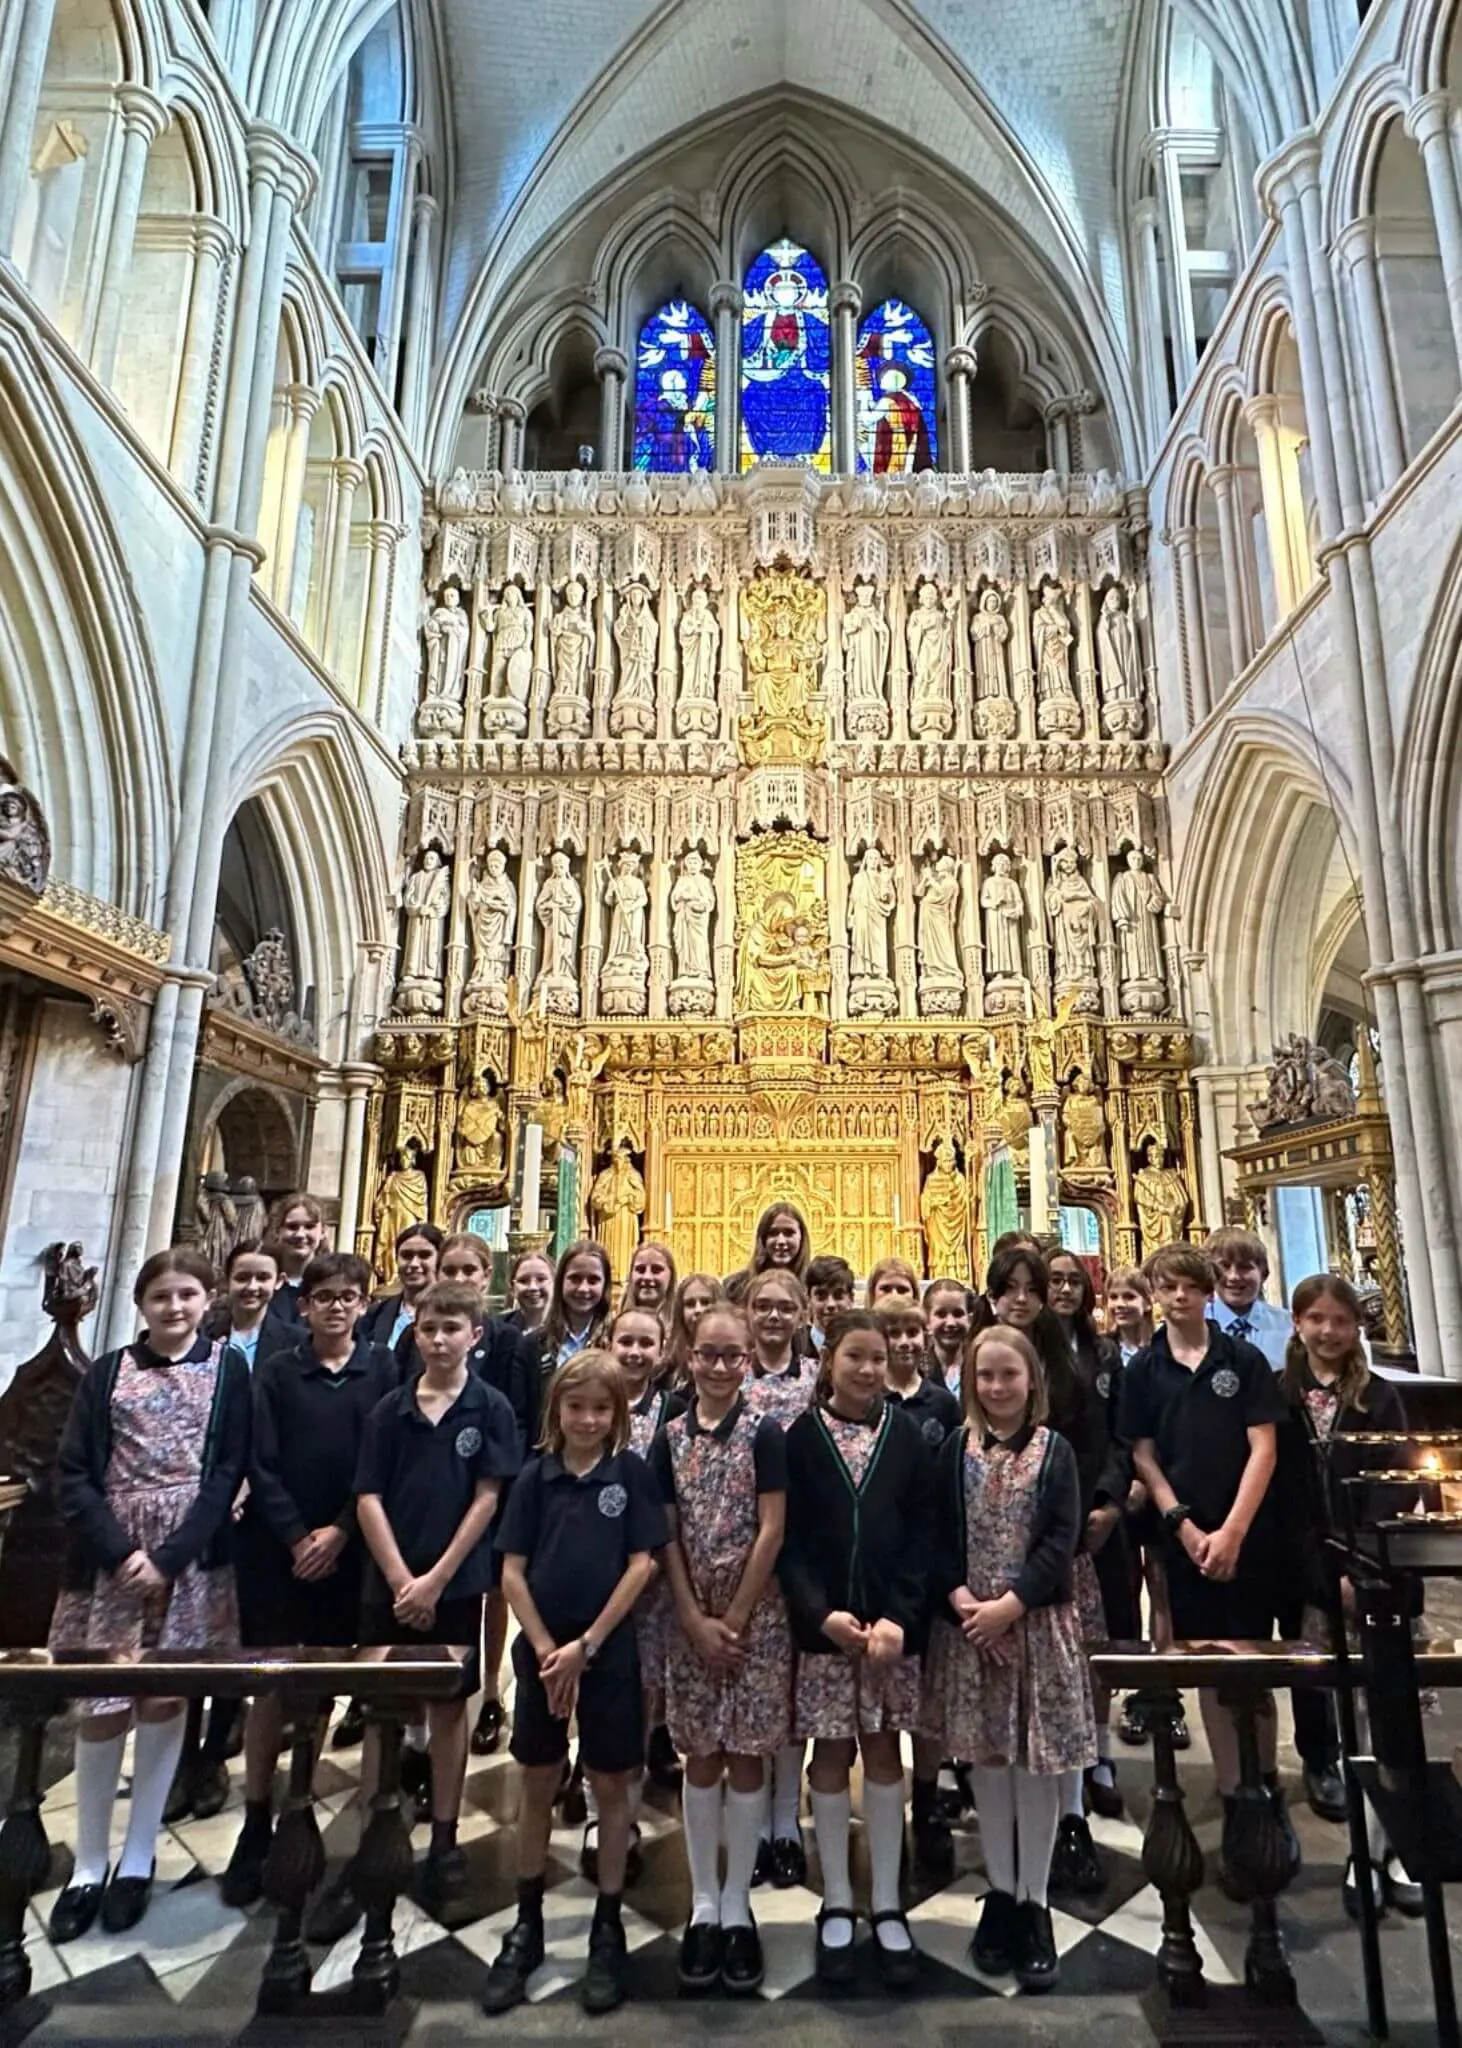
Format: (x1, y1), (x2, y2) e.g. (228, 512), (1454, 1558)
(39, 1189), (1414, 2014)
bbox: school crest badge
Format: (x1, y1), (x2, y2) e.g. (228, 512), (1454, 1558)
(1211, 1368), (1240, 1399)
(455, 1426), (483, 1456)
(599, 1483), (628, 1518)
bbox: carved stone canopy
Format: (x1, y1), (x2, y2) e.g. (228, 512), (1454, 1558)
(1249, 1034), (1356, 1130)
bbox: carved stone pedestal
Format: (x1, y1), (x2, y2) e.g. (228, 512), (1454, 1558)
(599, 971), (648, 1016)
(483, 697), (528, 737)
(669, 976), (715, 1017)
(984, 973), (1027, 1018)
(546, 693), (591, 738)
(1121, 976), (1168, 1019)
(918, 976), (964, 1017)
(849, 975), (897, 1018)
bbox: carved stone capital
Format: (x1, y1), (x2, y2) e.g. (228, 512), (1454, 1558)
(594, 346), (629, 382)
(115, 85), (169, 145)
(710, 280), (742, 318)
(1405, 90), (1456, 150)
(830, 280), (863, 319)
(245, 121), (317, 212)
(944, 346), (978, 382)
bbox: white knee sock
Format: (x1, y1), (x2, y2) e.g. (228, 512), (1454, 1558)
(809, 1786), (853, 1932)
(683, 1779), (723, 1926)
(1059, 1765), (1085, 1820)
(72, 1728), (126, 1887)
(721, 1786), (763, 1928)
(118, 1713), (186, 1880)
(772, 1742), (804, 1840)
(1014, 1769), (1063, 1907)
(969, 1766), (1016, 1898)
(862, 1778), (911, 1948)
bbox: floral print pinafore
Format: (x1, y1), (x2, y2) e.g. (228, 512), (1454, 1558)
(629, 1386), (677, 1709)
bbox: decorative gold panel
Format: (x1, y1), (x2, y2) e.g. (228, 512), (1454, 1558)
(663, 1143), (901, 1280)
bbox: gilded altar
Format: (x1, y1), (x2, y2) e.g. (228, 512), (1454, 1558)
(360, 464), (1201, 1284)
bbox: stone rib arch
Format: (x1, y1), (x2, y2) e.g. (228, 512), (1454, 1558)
(600, 202), (722, 360)
(1397, 523), (1462, 956)
(1323, 66), (1416, 244)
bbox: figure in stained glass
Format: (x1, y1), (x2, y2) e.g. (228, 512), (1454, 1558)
(633, 301), (715, 472)
(856, 299), (938, 474)
(740, 240), (832, 470)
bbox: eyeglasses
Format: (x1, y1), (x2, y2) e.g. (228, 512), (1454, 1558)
(692, 1348), (751, 1369)
(308, 1291), (362, 1309)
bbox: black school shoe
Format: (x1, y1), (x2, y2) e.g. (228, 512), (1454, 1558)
(582, 1904), (628, 2014)
(480, 1915), (544, 2014)
(191, 1757), (231, 1821)
(1084, 1762), (1124, 1821)
(751, 1836), (773, 1887)
(677, 1918), (723, 1991)
(400, 1744), (433, 1825)
(1013, 1900), (1059, 1992)
(722, 1920), (764, 1993)
(970, 1887), (1018, 1975)
(417, 1845), (468, 1916)
(770, 1832), (806, 1887)
(1050, 1814), (1105, 1896)
(1117, 1695), (1150, 1745)
(331, 1699), (366, 1750)
(870, 1910), (920, 1989)
(470, 1698), (504, 1756)
(814, 1907), (858, 1987)
(48, 1870), (108, 1944)
(911, 1780), (955, 1883)
(101, 1863), (155, 1934)
(219, 1812), (273, 1908)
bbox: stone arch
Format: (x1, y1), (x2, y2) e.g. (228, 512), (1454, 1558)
(601, 202), (721, 362)
(1398, 523), (1462, 955)
(200, 1079), (302, 1198)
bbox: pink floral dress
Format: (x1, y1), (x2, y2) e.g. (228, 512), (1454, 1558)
(49, 1344), (239, 1717)
(629, 1386), (678, 1714)
(663, 1401), (791, 1758)
(920, 1426), (1094, 1774)
(743, 1360), (815, 1429)
(793, 1413), (923, 1740)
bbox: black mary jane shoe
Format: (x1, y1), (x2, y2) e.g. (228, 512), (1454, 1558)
(770, 1832), (807, 1888)
(330, 1698), (366, 1750)
(480, 1916), (544, 2015)
(1383, 1850), (1424, 1918)
(581, 1912), (628, 2015)
(970, 1887), (1018, 1976)
(190, 1757), (231, 1822)
(1084, 1763), (1124, 1821)
(870, 1909), (920, 1989)
(1013, 1900), (1059, 1993)
(1050, 1813), (1105, 1897)
(470, 1697), (505, 1756)
(721, 1919), (764, 1995)
(814, 1906), (858, 1988)
(678, 1918), (724, 1991)
(751, 1836), (774, 1888)
(48, 1870), (109, 1945)
(100, 1863), (155, 1935)
(1117, 1694), (1150, 1746)
(162, 1755), (196, 1826)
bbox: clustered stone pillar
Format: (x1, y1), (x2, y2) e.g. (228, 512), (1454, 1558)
(89, 85), (169, 385)
(830, 280), (862, 474)
(1206, 466), (1255, 676)
(1333, 217), (1406, 494)
(398, 191), (439, 449)
(943, 346), (977, 473)
(1132, 196), (1170, 450)
(497, 397), (526, 473)
(710, 279), (741, 475)
(1405, 92), (1462, 385)
(0, 0), (59, 258)
(595, 346), (628, 471)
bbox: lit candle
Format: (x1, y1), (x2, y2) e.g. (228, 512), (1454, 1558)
(1029, 1124), (1050, 1233)
(521, 1122), (543, 1235)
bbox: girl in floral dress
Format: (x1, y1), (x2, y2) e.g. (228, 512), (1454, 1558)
(921, 1325), (1093, 1994)
(613, 1307), (687, 1827)
(47, 1249), (251, 1945)
(665, 1273), (725, 1389)
(621, 1240), (678, 1337)
(652, 1303), (790, 1996)
(781, 1310), (935, 1990)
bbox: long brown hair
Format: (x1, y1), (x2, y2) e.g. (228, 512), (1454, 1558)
(542, 1239), (612, 1354)
(621, 1238), (679, 1326)
(1283, 1272), (1371, 1414)
(750, 1202), (812, 1282)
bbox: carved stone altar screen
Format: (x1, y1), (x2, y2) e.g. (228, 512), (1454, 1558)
(364, 464), (1200, 1280)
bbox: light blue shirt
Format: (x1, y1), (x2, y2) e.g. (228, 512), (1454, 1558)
(1210, 1294), (1291, 1371)
(555, 1324), (592, 1369)
(389, 1301), (416, 1349)
(229, 1323), (262, 1371)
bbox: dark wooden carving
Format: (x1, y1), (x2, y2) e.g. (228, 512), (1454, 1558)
(0, 1244), (96, 1648)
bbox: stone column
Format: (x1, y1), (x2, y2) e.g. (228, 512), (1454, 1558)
(458, 389), (500, 472)
(1169, 527), (1211, 725)
(830, 280), (862, 474)
(1242, 394), (1302, 618)
(322, 456), (366, 675)
(169, 218), (233, 500)
(336, 1062), (380, 1251)
(710, 280), (741, 475)
(398, 190), (439, 446)
(89, 86), (169, 383)
(1042, 399), (1071, 474)
(498, 396), (526, 473)
(268, 383), (322, 608)
(713, 790), (736, 1019)
(377, 129), (422, 395)
(1206, 465), (1255, 674)
(1333, 216), (1406, 491)
(0, 0), (57, 259)
(943, 345), (977, 472)
(1156, 135), (1199, 393)
(360, 520), (401, 721)
(595, 345), (628, 471)
(1132, 195), (1170, 450)
(1406, 92), (1462, 383)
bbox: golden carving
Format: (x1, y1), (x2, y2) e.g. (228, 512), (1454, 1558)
(1133, 1140), (1190, 1253)
(734, 836), (829, 1016)
(41, 881), (171, 963)
(589, 1141), (646, 1283)
(737, 570), (827, 766)
(921, 1137), (971, 1278)
(372, 1139), (430, 1282)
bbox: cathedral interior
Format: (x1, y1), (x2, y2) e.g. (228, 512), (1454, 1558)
(2, 0), (1462, 2036)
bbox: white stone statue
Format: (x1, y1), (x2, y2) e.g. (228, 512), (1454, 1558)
(1032, 583), (1081, 737)
(1112, 847), (1170, 1014)
(598, 849), (650, 1011)
(842, 580), (891, 738)
(670, 848), (717, 997)
(418, 585), (469, 734)
(848, 845), (897, 1010)
(533, 849), (582, 1010)
(611, 582), (658, 737)
(1045, 845), (1101, 1000)
(547, 578), (593, 736)
(1097, 585), (1145, 737)
(981, 851), (1026, 998)
(916, 851), (964, 1014)
(971, 587), (1015, 738)
(907, 582), (955, 738)
(463, 847), (517, 1015)
(676, 584), (721, 737)
(396, 848), (452, 1015)
(483, 583), (533, 735)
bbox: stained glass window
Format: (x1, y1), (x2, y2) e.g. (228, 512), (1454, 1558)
(856, 299), (938, 473)
(633, 301), (716, 472)
(740, 240), (832, 470)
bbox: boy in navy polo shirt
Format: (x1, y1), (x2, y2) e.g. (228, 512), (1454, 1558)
(483, 1350), (667, 2018)
(1118, 1243), (1295, 1879)
(354, 1279), (520, 1907)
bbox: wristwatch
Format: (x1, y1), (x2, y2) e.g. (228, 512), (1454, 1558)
(1163, 1502), (1192, 1531)
(580, 1634), (600, 1666)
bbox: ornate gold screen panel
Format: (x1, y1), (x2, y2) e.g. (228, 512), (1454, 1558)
(660, 1141), (902, 1278)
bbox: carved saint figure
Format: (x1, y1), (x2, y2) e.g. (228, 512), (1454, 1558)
(736, 891), (804, 1014)
(1045, 846), (1100, 988)
(611, 583), (658, 734)
(601, 850), (650, 978)
(907, 582), (955, 735)
(373, 1138), (430, 1282)
(590, 1141), (646, 1284)
(1134, 1139), (1190, 1253)
(423, 584), (469, 706)
(671, 848), (716, 982)
(455, 1073), (505, 1179)
(399, 849), (451, 1005)
(1097, 586), (1141, 709)
(534, 849), (582, 993)
(676, 584), (720, 734)
(971, 588), (1011, 696)
(848, 845), (897, 983)
(921, 1137), (970, 1278)
(233, 1177), (267, 1245)
(842, 580), (890, 728)
(1061, 1070), (1107, 1172)
(916, 852), (963, 983)
(548, 578), (593, 723)
(195, 1171), (238, 1276)
(484, 583), (534, 714)
(465, 847), (517, 998)
(1032, 583), (1080, 733)
(981, 851), (1025, 980)
(1111, 847), (1167, 988)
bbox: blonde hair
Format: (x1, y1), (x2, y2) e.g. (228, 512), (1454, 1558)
(867, 1255), (919, 1303)
(962, 1324), (1048, 1433)
(538, 1349), (630, 1456)
(744, 1266), (808, 1316)
(667, 1272), (727, 1383)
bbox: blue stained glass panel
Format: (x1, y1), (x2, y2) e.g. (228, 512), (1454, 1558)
(740, 240), (832, 471)
(633, 301), (716, 472)
(855, 298), (938, 474)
